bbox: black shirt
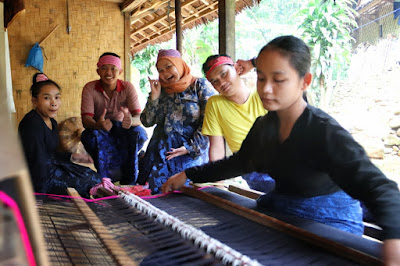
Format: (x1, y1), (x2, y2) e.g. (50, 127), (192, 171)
(186, 105), (400, 239)
(18, 110), (71, 192)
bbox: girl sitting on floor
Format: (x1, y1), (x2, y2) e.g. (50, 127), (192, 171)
(19, 73), (101, 198)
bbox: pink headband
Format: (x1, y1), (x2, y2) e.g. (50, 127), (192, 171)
(205, 56), (234, 80)
(97, 55), (121, 69)
(36, 74), (49, 82)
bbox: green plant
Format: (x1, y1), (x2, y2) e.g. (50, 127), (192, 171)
(295, 0), (357, 108)
(131, 45), (160, 94)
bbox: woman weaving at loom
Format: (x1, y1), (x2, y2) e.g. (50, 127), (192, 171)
(162, 35), (400, 264)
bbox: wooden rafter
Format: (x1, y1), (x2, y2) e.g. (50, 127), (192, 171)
(132, 0), (218, 50)
(130, 0), (200, 37)
(102, 0), (124, 3)
(131, 0), (170, 23)
(124, 0), (256, 53)
(121, 0), (147, 13)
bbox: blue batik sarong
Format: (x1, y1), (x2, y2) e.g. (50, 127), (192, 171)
(242, 172), (275, 193)
(257, 190), (364, 235)
(81, 121), (147, 185)
(46, 159), (101, 198)
(138, 126), (209, 194)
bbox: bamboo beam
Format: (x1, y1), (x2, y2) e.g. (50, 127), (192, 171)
(124, 12), (132, 82)
(180, 186), (382, 266)
(130, 0), (200, 36)
(219, 0), (236, 59)
(67, 188), (136, 266)
(102, 0), (124, 3)
(228, 184), (264, 200)
(121, 0), (146, 13)
(130, 1), (170, 24)
(131, 1), (218, 49)
(175, 0), (182, 53)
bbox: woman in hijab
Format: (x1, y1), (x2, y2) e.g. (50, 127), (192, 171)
(138, 49), (216, 193)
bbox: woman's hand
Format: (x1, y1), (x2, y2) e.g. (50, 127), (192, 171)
(148, 77), (162, 101)
(162, 171), (188, 193)
(166, 146), (188, 160)
(71, 153), (94, 164)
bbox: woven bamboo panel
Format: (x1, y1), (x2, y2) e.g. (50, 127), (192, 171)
(8, 0), (126, 125)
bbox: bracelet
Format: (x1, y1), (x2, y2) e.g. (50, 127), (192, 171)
(251, 57), (257, 68)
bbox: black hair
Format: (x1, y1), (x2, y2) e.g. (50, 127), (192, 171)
(202, 54), (233, 76)
(99, 52), (121, 59)
(259, 35), (311, 77)
(30, 73), (61, 98)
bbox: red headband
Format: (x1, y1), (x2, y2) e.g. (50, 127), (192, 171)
(205, 56), (234, 80)
(97, 55), (121, 69)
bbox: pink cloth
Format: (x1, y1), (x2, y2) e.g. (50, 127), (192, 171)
(36, 74), (49, 82)
(89, 178), (116, 195)
(97, 55), (122, 69)
(81, 80), (141, 121)
(89, 178), (151, 196)
(157, 49), (181, 61)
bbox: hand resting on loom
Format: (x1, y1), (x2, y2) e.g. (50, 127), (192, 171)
(162, 35), (400, 265)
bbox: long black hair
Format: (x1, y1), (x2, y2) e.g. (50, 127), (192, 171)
(259, 35), (311, 78)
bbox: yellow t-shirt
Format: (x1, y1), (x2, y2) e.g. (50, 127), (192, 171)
(202, 90), (267, 152)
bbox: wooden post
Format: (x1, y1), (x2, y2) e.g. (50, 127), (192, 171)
(175, 0), (182, 53)
(218, 0), (235, 60)
(124, 12), (132, 82)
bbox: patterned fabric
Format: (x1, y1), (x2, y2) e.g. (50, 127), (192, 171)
(18, 110), (101, 198)
(242, 172), (275, 194)
(257, 190), (364, 235)
(157, 49), (181, 59)
(81, 121), (148, 185)
(46, 159), (101, 198)
(139, 78), (216, 193)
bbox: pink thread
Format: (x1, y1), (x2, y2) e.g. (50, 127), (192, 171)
(34, 192), (119, 202)
(140, 186), (211, 199)
(0, 192), (36, 266)
(97, 55), (121, 69)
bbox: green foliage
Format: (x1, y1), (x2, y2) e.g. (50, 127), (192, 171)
(236, 0), (301, 60)
(131, 45), (160, 94)
(295, 0), (357, 107)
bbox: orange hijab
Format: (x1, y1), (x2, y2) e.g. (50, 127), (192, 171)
(157, 51), (196, 94)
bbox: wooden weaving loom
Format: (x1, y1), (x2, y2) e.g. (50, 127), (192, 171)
(36, 185), (383, 265)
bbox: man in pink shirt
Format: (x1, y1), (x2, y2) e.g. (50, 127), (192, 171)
(81, 52), (147, 185)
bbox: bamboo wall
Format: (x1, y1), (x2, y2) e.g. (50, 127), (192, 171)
(7, 0), (125, 125)
(354, 2), (400, 46)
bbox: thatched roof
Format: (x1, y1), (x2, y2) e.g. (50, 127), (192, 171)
(356, 0), (386, 14)
(110, 0), (259, 54)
